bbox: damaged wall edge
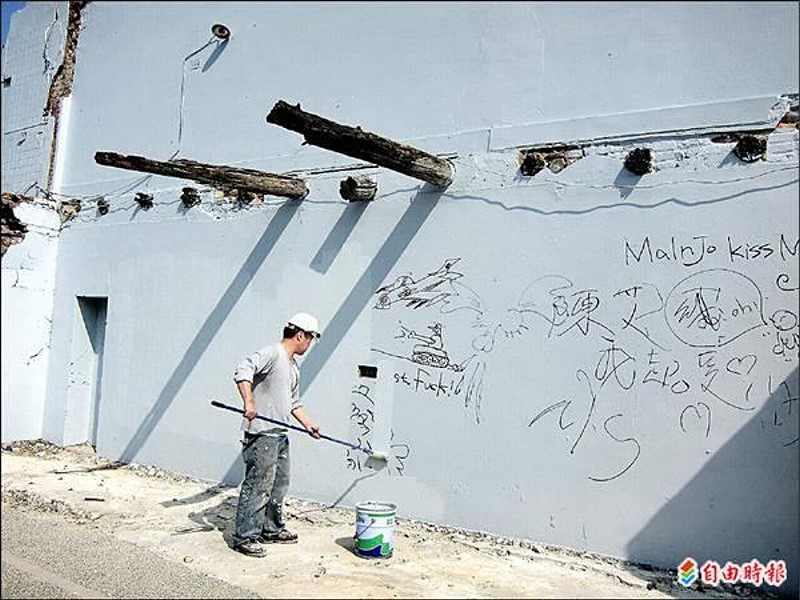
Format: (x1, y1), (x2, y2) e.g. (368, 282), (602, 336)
(1, 193), (32, 257)
(44, 0), (89, 194)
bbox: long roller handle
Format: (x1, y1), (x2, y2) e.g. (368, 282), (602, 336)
(210, 400), (362, 452)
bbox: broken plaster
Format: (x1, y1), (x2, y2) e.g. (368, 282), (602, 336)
(1, 193), (31, 257)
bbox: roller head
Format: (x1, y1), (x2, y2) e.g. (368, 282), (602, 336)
(364, 451), (388, 470)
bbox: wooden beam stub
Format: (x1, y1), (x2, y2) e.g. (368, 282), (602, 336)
(266, 100), (453, 189)
(94, 152), (308, 199)
(340, 175), (377, 202)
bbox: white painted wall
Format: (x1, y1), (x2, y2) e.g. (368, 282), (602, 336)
(55, 1), (798, 197)
(2, 1), (798, 594)
(1, 200), (61, 443)
(1, 1), (67, 445)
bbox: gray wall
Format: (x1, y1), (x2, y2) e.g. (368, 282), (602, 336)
(3, 2), (798, 595)
(0, 1), (64, 193)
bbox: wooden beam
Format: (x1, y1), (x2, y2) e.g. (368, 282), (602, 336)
(339, 175), (377, 202)
(94, 152), (308, 199)
(266, 100), (453, 189)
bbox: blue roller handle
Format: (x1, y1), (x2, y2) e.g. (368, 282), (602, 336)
(210, 399), (370, 455)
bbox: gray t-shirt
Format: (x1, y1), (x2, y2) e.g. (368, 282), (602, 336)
(233, 342), (302, 435)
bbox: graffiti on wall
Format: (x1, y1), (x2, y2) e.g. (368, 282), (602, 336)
(347, 381), (410, 476)
(373, 257), (463, 310)
(365, 234), (798, 483)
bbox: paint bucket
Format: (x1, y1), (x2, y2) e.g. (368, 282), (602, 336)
(354, 501), (396, 559)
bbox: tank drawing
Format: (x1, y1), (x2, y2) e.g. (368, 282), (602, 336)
(411, 344), (450, 368)
(399, 322), (464, 371)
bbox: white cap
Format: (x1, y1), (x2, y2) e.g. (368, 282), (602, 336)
(287, 312), (321, 338)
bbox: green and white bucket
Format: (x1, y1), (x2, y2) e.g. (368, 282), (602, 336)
(354, 501), (396, 559)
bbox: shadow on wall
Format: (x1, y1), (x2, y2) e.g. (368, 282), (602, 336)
(626, 366), (799, 598)
(216, 188), (439, 486)
(117, 200), (301, 464)
(299, 188), (441, 393)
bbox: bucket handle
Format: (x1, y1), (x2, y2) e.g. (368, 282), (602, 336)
(354, 517), (377, 540)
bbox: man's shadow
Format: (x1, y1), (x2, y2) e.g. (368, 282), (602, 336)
(166, 487), (240, 547)
(166, 463), (388, 551)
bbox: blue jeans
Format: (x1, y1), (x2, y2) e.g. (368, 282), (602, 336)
(233, 432), (290, 545)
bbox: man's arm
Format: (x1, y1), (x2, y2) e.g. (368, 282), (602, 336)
(233, 346), (275, 421)
(291, 406), (321, 439)
(237, 380), (257, 421)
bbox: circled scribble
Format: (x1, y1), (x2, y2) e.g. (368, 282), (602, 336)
(664, 268), (767, 348)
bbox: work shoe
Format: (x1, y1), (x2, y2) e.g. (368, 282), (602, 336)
(260, 529), (298, 544)
(234, 539), (267, 557)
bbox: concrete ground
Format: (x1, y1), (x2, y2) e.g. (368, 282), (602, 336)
(2, 504), (260, 598)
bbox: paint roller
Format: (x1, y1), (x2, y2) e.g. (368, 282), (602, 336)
(210, 400), (388, 464)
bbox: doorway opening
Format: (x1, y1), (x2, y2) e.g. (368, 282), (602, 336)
(74, 296), (108, 448)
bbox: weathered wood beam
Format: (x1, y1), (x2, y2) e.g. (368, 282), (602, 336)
(340, 175), (377, 202)
(94, 152), (308, 199)
(266, 101), (453, 189)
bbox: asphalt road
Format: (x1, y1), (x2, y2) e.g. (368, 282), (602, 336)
(1, 503), (260, 599)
